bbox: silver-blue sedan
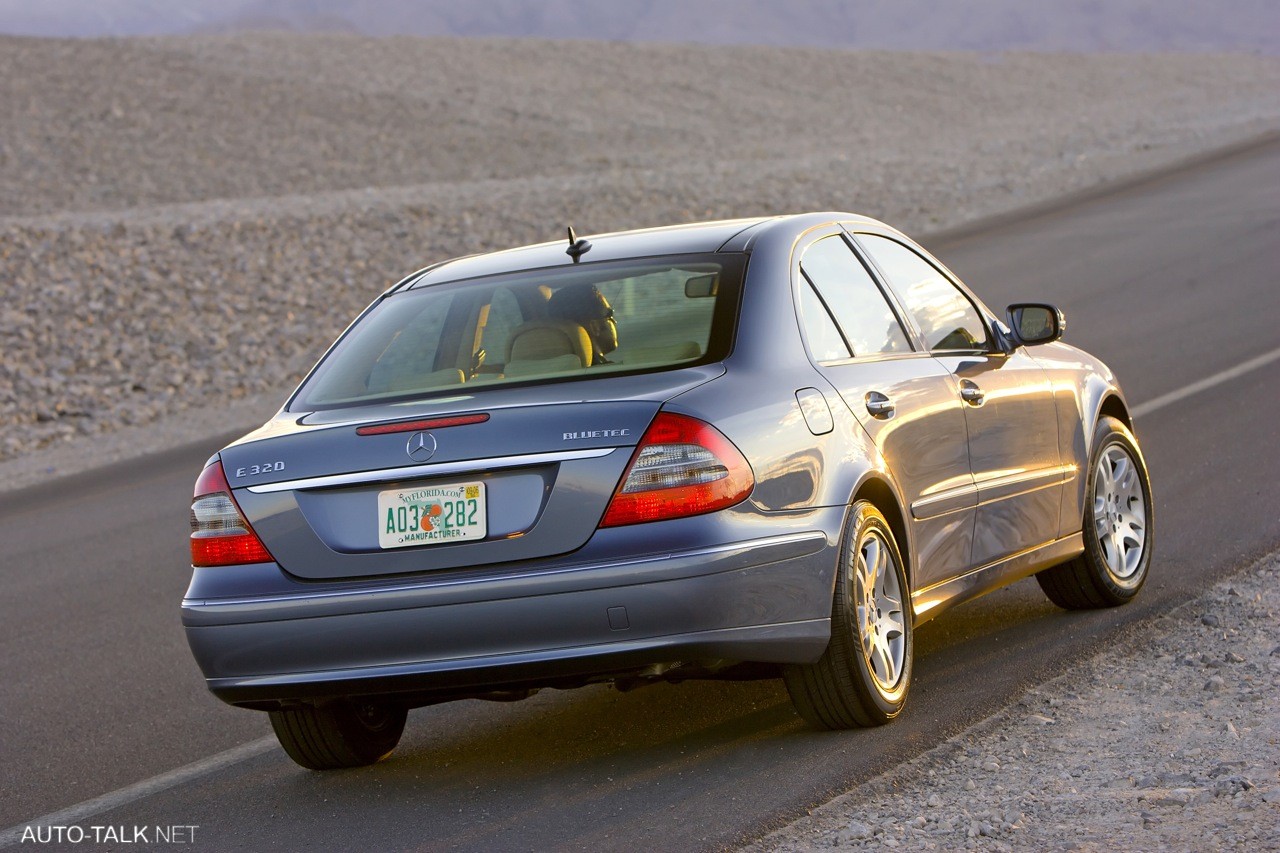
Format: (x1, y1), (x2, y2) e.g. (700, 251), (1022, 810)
(183, 213), (1153, 769)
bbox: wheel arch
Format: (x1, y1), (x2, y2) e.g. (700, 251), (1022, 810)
(851, 474), (913, 591)
(1096, 393), (1134, 434)
(1045, 371), (1141, 542)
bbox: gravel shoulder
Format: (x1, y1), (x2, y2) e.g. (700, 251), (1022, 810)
(746, 555), (1280, 852)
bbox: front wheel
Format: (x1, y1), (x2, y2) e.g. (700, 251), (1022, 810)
(269, 699), (407, 770)
(1037, 415), (1153, 609)
(784, 501), (913, 729)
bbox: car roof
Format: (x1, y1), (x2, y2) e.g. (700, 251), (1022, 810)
(401, 212), (890, 289)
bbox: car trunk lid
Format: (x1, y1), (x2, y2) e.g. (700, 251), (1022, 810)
(219, 367), (720, 580)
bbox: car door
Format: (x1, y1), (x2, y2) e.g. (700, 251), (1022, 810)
(796, 232), (976, 591)
(853, 232), (1065, 570)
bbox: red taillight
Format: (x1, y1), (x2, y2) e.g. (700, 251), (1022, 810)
(190, 460), (274, 567)
(600, 413), (754, 527)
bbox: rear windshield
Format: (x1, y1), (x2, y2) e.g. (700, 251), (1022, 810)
(290, 253), (744, 411)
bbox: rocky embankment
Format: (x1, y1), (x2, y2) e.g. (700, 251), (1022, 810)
(1, 35), (1278, 483)
(749, 555), (1280, 852)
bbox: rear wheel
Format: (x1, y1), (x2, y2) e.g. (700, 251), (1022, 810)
(784, 501), (912, 729)
(1037, 415), (1153, 609)
(269, 700), (407, 770)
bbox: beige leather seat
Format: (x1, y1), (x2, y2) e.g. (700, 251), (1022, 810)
(504, 320), (593, 377)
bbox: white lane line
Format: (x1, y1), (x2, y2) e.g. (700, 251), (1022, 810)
(0, 736), (276, 848)
(1132, 345), (1280, 419)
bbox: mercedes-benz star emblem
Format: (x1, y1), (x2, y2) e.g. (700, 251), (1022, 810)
(405, 431), (437, 463)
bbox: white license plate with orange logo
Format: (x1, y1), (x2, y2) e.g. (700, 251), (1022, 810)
(377, 482), (486, 549)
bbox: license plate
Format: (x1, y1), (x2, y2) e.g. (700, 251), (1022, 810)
(377, 482), (487, 549)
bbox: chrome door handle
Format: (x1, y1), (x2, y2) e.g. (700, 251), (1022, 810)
(959, 380), (985, 406)
(865, 391), (895, 418)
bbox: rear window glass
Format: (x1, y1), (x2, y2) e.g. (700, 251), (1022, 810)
(291, 254), (744, 410)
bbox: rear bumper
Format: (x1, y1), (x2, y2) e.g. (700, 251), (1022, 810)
(182, 529), (837, 707)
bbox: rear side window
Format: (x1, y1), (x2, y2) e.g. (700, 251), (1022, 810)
(291, 254), (743, 410)
(800, 236), (911, 358)
(798, 282), (851, 362)
(857, 235), (988, 352)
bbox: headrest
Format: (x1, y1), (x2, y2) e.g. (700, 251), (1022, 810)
(505, 320), (592, 368)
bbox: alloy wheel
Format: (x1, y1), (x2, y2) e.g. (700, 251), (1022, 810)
(853, 529), (906, 692)
(1092, 444), (1147, 579)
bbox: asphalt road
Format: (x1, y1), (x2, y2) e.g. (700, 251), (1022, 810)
(2, 138), (1279, 850)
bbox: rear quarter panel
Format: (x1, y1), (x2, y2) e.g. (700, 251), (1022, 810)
(684, 219), (882, 515)
(664, 221), (892, 597)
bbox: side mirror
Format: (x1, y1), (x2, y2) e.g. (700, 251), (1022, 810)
(1006, 303), (1065, 345)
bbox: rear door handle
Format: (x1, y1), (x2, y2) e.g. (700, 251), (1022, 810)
(865, 391), (895, 418)
(959, 380), (985, 406)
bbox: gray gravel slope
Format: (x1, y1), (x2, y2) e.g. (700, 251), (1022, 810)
(1, 36), (1278, 482)
(748, 556), (1280, 852)
(3, 36), (1276, 217)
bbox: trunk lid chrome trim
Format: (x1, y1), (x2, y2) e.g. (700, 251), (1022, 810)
(245, 447), (617, 494)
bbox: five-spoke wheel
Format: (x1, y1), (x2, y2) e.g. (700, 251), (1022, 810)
(785, 501), (913, 729)
(854, 529), (907, 695)
(1038, 415), (1154, 609)
(1092, 444), (1148, 580)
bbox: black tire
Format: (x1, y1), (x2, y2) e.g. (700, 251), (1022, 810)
(783, 501), (913, 729)
(269, 700), (407, 770)
(1037, 415), (1153, 609)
